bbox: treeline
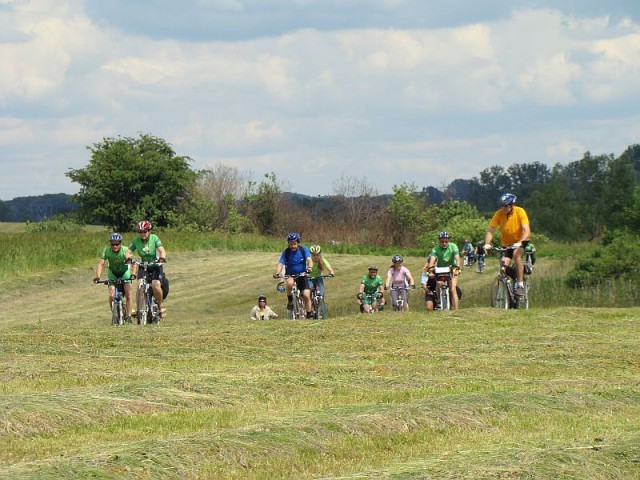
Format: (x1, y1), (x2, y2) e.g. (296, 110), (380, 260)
(0, 194), (78, 222)
(8, 135), (640, 248)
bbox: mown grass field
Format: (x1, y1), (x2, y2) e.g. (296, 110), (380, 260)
(0, 226), (639, 479)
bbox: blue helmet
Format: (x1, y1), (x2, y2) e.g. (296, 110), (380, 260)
(499, 193), (517, 206)
(287, 232), (301, 242)
(109, 233), (122, 243)
(438, 231), (450, 239)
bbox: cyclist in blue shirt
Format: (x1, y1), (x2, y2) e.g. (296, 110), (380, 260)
(274, 232), (313, 318)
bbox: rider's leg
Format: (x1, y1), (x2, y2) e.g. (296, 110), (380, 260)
(152, 279), (163, 306)
(513, 248), (525, 284)
(302, 288), (312, 313)
(108, 285), (116, 310)
(390, 289), (399, 310)
(451, 277), (459, 310)
(124, 283), (133, 316)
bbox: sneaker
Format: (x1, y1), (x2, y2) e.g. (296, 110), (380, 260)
(306, 311), (313, 319)
(125, 315), (133, 324)
(515, 285), (525, 298)
(159, 306), (167, 319)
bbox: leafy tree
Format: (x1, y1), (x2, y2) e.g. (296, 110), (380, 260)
(385, 182), (422, 246)
(66, 134), (196, 230)
(245, 172), (283, 235)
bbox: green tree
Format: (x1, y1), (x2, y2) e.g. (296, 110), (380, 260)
(245, 172), (283, 235)
(385, 182), (422, 246)
(66, 134), (196, 230)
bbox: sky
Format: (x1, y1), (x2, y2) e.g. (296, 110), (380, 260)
(1, 0), (639, 201)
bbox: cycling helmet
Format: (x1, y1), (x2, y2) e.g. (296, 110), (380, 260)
(499, 193), (517, 206)
(258, 295), (267, 302)
(368, 265), (378, 271)
(287, 232), (301, 242)
(136, 220), (152, 232)
(392, 255), (403, 263)
(310, 245), (321, 254)
(438, 231), (450, 239)
(109, 233), (122, 243)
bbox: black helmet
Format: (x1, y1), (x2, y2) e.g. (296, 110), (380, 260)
(368, 265), (378, 271)
(258, 295), (267, 302)
(392, 255), (403, 263)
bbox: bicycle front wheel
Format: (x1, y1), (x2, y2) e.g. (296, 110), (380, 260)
(440, 287), (450, 310)
(516, 278), (529, 310)
(490, 276), (509, 309)
(315, 297), (327, 319)
(112, 300), (124, 326)
(137, 285), (148, 325)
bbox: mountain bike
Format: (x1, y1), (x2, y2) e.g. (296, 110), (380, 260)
(358, 292), (383, 314)
(388, 285), (413, 311)
(477, 253), (485, 273)
(279, 273), (307, 320)
(97, 278), (130, 325)
(309, 274), (333, 319)
(433, 267), (453, 310)
(490, 247), (529, 310)
(134, 261), (162, 325)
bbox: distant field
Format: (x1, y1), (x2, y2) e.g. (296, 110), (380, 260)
(1, 250), (638, 479)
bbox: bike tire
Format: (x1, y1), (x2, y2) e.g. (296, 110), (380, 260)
(440, 287), (450, 310)
(490, 276), (509, 309)
(151, 299), (160, 324)
(516, 278), (529, 310)
(316, 297), (327, 319)
(111, 301), (120, 326)
(137, 285), (148, 325)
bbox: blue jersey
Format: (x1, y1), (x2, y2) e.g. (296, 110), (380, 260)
(278, 245), (310, 275)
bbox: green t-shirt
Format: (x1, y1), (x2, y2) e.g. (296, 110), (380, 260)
(428, 243), (460, 267)
(361, 274), (383, 294)
(101, 245), (130, 276)
(129, 234), (163, 263)
(309, 258), (332, 278)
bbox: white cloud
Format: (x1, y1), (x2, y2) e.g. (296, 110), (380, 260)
(1, 1), (640, 200)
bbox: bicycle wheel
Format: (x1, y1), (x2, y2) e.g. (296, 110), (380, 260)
(151, 299), (160, 324)
(440, 287), (450, 310)
(315, 297), (327, 319)
(137, 285), (148, 325)
(490, 276), (509, 309)
(111, 301), (119, 326)
(516, 278), (529, 310)
(296, 295), (305, 319)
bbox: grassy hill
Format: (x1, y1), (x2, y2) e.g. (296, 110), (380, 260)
(1, 247), (638, 479)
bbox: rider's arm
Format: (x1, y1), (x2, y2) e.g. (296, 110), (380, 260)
(157, 246), (167, 262)
(454, 253), (461, 269)
(274, 261), (284, 277)
(94, 258), (105, 281)
(406, 270), (415, 287)
(519, 223), (531, 244)
(484, 226), (495, 246)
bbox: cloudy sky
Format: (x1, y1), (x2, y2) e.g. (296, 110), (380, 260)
(1, 0), (639, 200)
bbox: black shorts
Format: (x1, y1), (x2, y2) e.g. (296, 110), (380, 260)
(295, 275), (310, 292)
(141, 265), (164, 282)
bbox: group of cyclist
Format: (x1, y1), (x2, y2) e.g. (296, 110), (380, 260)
(93, 220), (167, 323)
(95, 193), (533, 322)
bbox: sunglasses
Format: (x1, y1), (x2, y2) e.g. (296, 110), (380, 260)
(110, 242), (121, 246)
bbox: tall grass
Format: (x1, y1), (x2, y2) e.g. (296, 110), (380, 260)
(1, 225), (637, 308)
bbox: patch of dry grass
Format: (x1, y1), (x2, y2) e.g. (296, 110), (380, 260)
(0, 251), (638, 479)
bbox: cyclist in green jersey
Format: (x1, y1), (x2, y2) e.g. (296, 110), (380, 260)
(358, 265), (385, 313)
(93, 233), (134, 323)
(126, 220), (168, 319)
(424, 231), (461, 310)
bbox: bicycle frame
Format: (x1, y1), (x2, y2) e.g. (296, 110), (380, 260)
(281, 273), (307, 320)
(389, 285), (410, 311)
(309, 274), (332, 319)
(434, 267), (453, 310)
(98, 278), (128, 326)
(490, 247), (529, 310)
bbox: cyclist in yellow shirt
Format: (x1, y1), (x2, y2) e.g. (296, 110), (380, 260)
(484, 193), (531, 300)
